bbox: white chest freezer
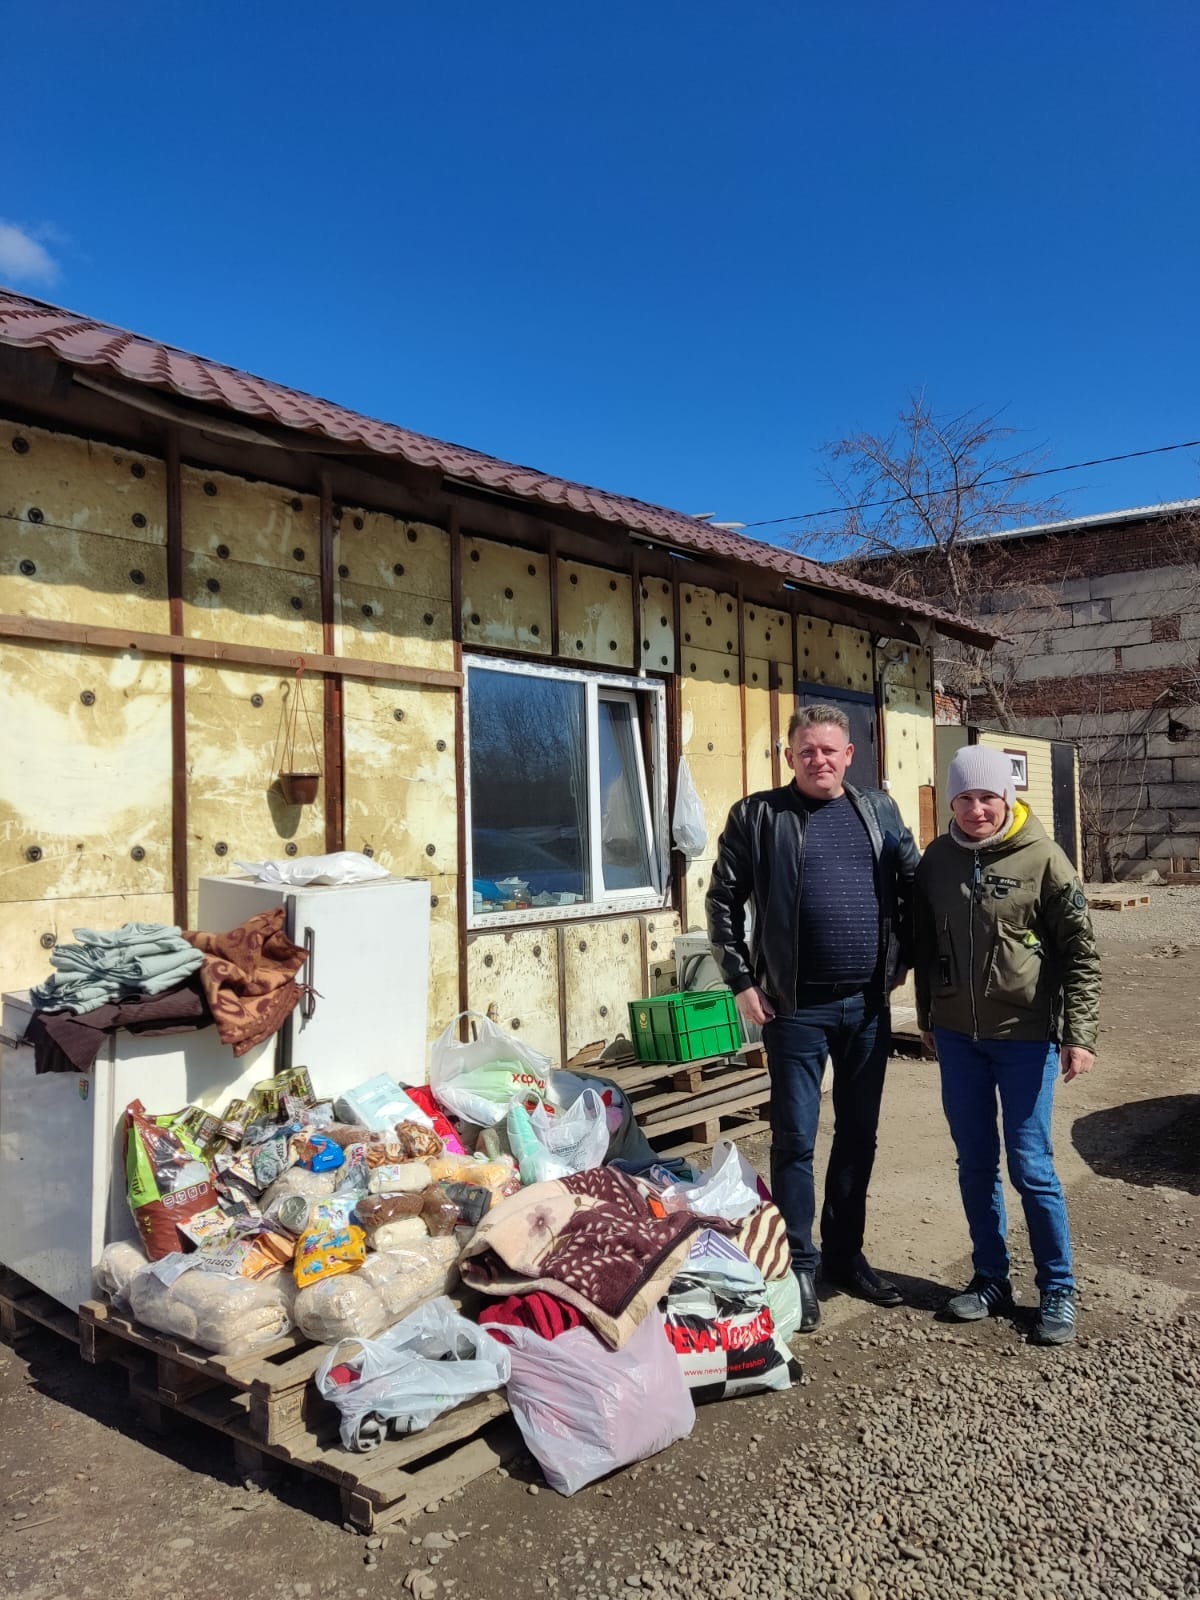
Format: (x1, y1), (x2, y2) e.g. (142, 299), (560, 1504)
(196, 872), (432, 1090)
(0, 992), (277, 1311)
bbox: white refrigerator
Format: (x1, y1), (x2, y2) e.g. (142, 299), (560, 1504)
(0, 994), (278, 1311)
(195, 872), (432, 1090)
(0, 872), (432, 1312)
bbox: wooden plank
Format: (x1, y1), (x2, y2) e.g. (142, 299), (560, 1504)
(638, 1070), (772, 1133)
(653, 1114), (773, 1160)
(1086, 894), (1150, 911)
(0, 611), (463, 688)
(0, 1272), (82, 1346)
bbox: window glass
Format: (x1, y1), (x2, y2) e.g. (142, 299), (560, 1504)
(468, 669), (588, 912)
(598, 695), (654, 891)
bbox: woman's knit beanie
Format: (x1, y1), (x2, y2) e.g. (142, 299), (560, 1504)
(946, 745), (1017, 807)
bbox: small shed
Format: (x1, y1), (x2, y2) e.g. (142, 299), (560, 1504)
(0, 288), (996, 1064)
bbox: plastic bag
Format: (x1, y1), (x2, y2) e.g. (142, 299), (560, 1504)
(233, 851), (389, 887)
(368, 1162), (432, 1195)
(294, 1236), (459, 1343)
(669, 1138), (766, 1223)
(314, 1294), (509, 1451)
(334, 1076), (434, 1134)
(129, 1258), (294, 1356)
(124, 1101), (219, 1259)
(429, 1012), (553, 1128)
(495, 1307), (694, 1496)
(507, 1089), (609, 1186)
(663, 1283), (790, 1403)
(764, 1270), (803, 1354)
(93, 1240), (148, 1310)
(671, 757), (707, 859)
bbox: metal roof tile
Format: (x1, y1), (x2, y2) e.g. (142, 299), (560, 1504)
(0, 285), (997, 645)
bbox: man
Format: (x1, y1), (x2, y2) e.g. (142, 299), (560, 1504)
(706, 705), (919, 1331)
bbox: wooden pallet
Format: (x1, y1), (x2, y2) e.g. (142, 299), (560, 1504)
(576, 1044), (771, 1154)
(1087, 893), (1151, 911)
(0, 1268), (83, 1348)
(76, 1299), (517, 1531)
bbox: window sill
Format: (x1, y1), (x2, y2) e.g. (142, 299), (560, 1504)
(468, 890), (670, 932)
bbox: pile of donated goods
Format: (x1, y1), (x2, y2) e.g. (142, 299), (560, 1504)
(93, 1014), (802, 1495)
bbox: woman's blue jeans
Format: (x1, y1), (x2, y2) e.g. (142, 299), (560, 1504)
(763, 989), (889, 1274)
(935, 1028), (1074, 1293)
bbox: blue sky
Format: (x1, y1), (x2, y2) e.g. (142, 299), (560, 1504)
(6, 2), (1199, 548)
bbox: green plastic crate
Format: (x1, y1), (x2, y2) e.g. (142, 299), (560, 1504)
(627, 988), (742, 1064)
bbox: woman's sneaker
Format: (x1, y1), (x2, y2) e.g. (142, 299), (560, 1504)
(1032, 1288), (1077, 1345)
(945, 1274), (1014, 1322)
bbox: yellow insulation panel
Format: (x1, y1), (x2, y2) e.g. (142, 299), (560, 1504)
(181, 550), (323, 654)
(562, 917), (643, 1058)
(467, 928), (561, 1066)
(742, 603), (792, 666)
(184, 664), (327, 881)
(179, 467), (319, 570)
(745, 656), (775, 793)
(557, 560), (634, 669)
(2, 424), (166, 545)
(336, 512), (454, 670)
(341, 679), (458, 879)
(640, 577), (676, 673)
(462, 538), (551, 655)
(335, 510), (451, 600)
(425, 874), (461, 1046)
(881, 646), (935, 836)
(797, 618), (875, 695)
(642, 910), (681, 977)
(683, 858), (717, 933)
(0, 642), (172, 904)
(0, 522), (170, 632)
(679, 584), (738, 658)
(0, 893), (176, 1000)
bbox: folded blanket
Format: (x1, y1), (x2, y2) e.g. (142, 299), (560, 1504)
(183, 907), (307, 1058)
(460, 1167), (727, 1349)
(31, 923), (204, 1014)
(23, 976), (212, 1074)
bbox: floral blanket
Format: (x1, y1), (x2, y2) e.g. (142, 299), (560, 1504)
(459, 1167), (728, 1348)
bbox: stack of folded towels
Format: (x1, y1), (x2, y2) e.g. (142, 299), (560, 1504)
(31, 923), (204, 1014)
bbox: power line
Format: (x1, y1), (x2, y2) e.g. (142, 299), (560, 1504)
(741, 436), (1200, 531)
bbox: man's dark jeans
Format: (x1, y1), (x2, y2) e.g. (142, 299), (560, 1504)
(762, 987), (890, 1274)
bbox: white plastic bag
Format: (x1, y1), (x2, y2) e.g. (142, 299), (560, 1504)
(129, 1258), (294, 1356)
(671, 758), (707, 859)
(334, 1075), (434, 1133)
(496, 1307), (694, 1496)
(429, 1012), (554, 1128)
(294, 1238), (459, 1343)
(314, 1295), (510, 1452)
(233, 852), (389, 887)
(670, 1138), (765, 1223)
(507, 1088), (609, 1185)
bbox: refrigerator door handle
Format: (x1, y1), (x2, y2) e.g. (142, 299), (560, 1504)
(301, 927), (317, 1020)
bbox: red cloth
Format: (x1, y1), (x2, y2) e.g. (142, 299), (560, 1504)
(479, 1292), (586, 1344)
(404, 1084), (467, 1154)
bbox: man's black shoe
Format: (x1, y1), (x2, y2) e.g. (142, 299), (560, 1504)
(794, 1269), (820, 1332)
(822, 1255), (904, 1307)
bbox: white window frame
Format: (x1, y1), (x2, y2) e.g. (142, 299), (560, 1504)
(464, 655), (669, 929)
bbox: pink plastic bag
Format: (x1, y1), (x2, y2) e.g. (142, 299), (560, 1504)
(491, 1307), (694, 1495)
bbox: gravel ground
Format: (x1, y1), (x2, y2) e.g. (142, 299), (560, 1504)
(1086, 884), (1200, 947)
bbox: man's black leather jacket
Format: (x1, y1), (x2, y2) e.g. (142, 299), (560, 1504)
(705, 781), (920, 1012)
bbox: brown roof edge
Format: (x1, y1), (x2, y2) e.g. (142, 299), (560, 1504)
(0, 286), (1002, 649)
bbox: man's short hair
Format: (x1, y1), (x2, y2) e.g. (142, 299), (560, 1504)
(787, 704), (851, 741)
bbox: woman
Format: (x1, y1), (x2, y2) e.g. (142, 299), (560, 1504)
(914, 745), (1100, 1345)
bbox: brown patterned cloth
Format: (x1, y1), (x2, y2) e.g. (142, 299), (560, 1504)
(23, 975), (212, 1074)
(730, 1199), (792, 1282)
(183, 908), (307, 1058)
(459, 1167), (730, 1349)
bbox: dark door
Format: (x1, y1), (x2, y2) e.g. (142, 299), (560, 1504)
(1051, 741), (1080, 872)
(794, 683), (880, 786)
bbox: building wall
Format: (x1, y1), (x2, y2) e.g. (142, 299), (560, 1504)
(1, 418), (940, 1062)
(974, 516), (1200, 875)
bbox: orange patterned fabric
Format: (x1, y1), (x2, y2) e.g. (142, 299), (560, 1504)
(183, 908), (307, 1058)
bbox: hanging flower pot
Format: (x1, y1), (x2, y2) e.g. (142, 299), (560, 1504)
(273, 659), (322, 806)
(278, 771), (320, 805)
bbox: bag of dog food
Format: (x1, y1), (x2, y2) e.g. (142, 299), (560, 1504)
(124, 1100), (219, 1260)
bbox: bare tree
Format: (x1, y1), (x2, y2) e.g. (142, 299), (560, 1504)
(793, 393), (1069, 726)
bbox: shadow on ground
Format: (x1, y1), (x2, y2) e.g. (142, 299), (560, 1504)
(1072, 1095), (1200, 1195)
